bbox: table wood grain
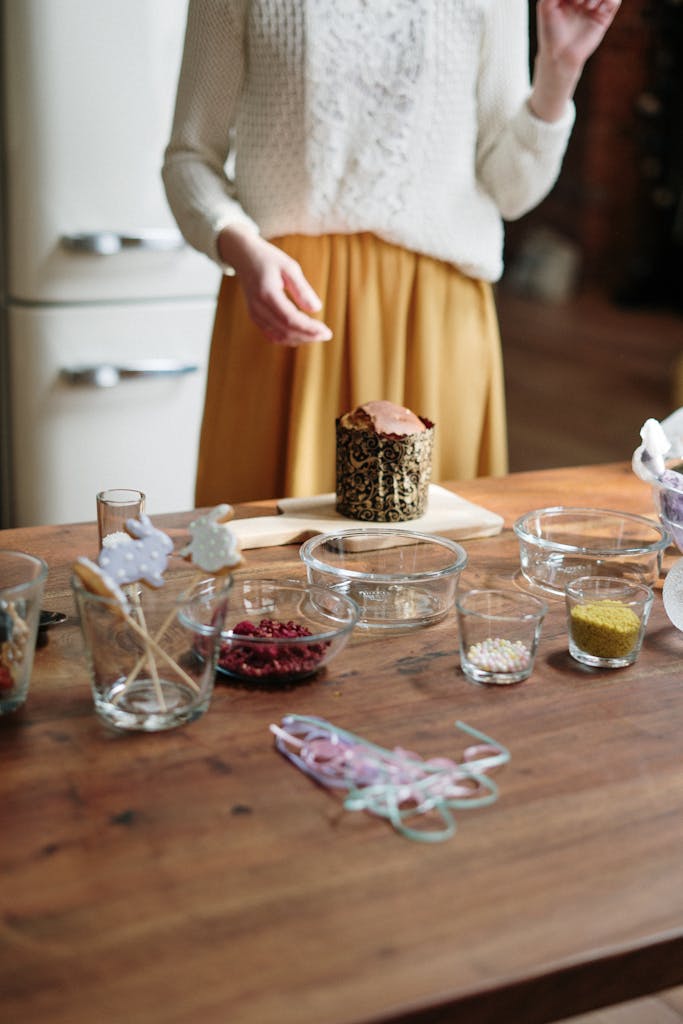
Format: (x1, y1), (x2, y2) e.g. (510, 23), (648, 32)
(2, 464), (682, 1024)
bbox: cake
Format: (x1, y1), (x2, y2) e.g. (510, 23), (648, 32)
(335, 400), (435, 521)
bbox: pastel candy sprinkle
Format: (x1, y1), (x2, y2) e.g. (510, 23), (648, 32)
(467, 637), (531, 673)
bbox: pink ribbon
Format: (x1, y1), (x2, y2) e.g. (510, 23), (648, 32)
(270, 716), (510, 842)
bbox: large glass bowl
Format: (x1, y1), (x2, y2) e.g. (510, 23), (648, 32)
(217, 578), (358, 683)
(513, 506), (669, 598)
(299, 529), (468, 630)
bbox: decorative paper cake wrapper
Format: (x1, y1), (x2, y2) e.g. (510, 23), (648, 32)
(335, 418), (435, 522)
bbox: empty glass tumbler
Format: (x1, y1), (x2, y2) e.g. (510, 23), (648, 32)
(96, 488), (146, 548)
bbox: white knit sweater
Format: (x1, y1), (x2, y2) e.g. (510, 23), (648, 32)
(162, 0), (575, 282)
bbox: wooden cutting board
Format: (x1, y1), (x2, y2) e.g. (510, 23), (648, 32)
(230, 484), (503, 550)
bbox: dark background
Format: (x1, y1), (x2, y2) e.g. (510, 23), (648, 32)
(499, 0), (683, 474)
(507, 0), (683, 306)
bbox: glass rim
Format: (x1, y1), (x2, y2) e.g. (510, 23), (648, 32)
(299, 529), (468, 583)
(513, 506), (670, 556)
(71, 570), (232, 609)
(96, 488), (146, 506)
(456, 587), (548, 621)
(0, 549), (49, 596)
(564, 574), (654, 600)
(225, 577), (360, 626)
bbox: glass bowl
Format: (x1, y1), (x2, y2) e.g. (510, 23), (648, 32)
(513, 506), (669, 598)
(299, 529), (468, 630)
(217, 578), (358, 683)
(648, 461), (683, 552)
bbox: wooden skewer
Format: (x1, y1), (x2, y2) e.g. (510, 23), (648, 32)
(120, 609), (200, 695)
(73, 556), (235, 706)
(126, 589), (168, 710)
(117, 571), (204, 697)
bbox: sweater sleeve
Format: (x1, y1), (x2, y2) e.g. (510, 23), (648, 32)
(475, 0), (575, 222)
(162, 0), (259, 265)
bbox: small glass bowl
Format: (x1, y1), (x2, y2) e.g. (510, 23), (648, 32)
(565, 575), (654, 669)
(299, 529), (468, 630)
(513, 506), (669, 597)
(217, 578), (358, 683)
(456, 588), (547, 685)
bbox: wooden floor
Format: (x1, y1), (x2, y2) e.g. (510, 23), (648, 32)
(498, 287), (683, 474)
(496, 285), (683, 1024)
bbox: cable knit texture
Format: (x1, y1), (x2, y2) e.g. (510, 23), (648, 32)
(163, 0), (575, 282)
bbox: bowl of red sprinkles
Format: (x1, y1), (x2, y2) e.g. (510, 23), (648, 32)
(217, 579), (359, 683)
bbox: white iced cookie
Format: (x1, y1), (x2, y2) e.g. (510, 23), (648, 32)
(73, 557), (129, 611)
(181, 504), (242, 574)
(663, 558), (683, 631)
(97, 514), (173, 588)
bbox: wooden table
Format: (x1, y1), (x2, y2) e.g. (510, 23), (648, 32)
(2, 464), (683, 1024)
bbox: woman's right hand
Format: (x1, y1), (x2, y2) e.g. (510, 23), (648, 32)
(217, 225), (333, 345)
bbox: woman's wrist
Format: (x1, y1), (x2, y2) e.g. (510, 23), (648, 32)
(529, 54), (582, 123)
(216, 223), (261, 269)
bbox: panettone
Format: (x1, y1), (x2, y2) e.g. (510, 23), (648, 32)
(335, 400), (435, 521)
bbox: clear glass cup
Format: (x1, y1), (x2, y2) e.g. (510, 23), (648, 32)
(72, 568), (231, 731)
(0, 550), (49, 713)
(456, 588), (547, 685)
(565, 575), (654, 669)
(96, 488), (146, 548)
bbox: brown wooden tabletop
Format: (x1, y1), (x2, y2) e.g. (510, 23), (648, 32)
(2, 463), (682, 1024)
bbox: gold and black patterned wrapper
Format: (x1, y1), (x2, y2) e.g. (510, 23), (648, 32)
(335, 418), (435, 522)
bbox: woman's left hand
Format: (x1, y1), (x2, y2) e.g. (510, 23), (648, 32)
(530, 0), (620, 122)
(536, 0), (621, 73)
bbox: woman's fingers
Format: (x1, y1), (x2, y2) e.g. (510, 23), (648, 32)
(553, 0), (621, 22)
(248, 256), (332, 344)
(280, 262), (323, 315)
(222, 227), (333, 344)
(249, 290), (332, 344)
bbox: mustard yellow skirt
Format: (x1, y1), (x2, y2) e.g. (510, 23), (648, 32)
(195, 232), (508, 505)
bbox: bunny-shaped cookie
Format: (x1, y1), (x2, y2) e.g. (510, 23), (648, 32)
(98, 514), (173, 588)
(181, 503), (241, 574)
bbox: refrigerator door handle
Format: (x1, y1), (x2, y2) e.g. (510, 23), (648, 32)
(60, 361), (200, 388)
(60, 229), (186, 255)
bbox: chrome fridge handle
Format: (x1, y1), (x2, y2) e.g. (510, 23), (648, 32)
(60, 229), (186, 255)
(60, 361), (200, 388)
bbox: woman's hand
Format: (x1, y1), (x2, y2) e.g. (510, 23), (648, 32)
(537, 0), (621, 71)
(530, 0), (621, 123)
(217, 225), (333, 345)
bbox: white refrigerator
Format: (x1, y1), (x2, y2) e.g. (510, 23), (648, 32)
(0, 0), (221, 528)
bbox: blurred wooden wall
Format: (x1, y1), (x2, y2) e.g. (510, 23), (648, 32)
(507, 1), (683, 306)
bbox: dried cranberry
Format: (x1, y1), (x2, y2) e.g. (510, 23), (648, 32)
(218, 618), (330, 680)
(0, 665), (14, 691)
